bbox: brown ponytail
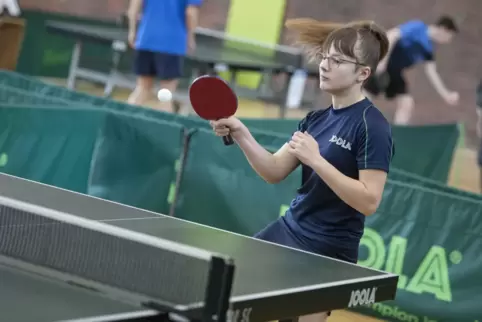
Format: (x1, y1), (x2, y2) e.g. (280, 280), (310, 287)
(285, 18), (389, 71)
(285, 18), (343, 48)
(285, 18), (343, 59)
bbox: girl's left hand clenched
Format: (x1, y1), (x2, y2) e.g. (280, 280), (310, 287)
(288, 131), (321, 167)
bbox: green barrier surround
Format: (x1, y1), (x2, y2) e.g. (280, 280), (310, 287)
(355, 180), (482, 321)
(1, 80), (476, 209)
(389, 167), (482, 203)
(0, 106), (103, 193)
(0, 105), (184, 215)
(0, 70), (460, 184)
(0, 84), (72, 106)
(1, 68), (459, 184)
(86, 112), (185, 215)
(0, 70), (169, 114)
(390, 124), (460, 184)
(0, 86), (459, 200)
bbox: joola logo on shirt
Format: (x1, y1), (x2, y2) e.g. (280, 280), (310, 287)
(348, 287), (377, 307)
(329, 135), (352, 151)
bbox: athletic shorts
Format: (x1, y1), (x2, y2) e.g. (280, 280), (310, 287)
(133, 50), (184, 80)
(364, 70), (408, 100)
(254, 217), (358, 263)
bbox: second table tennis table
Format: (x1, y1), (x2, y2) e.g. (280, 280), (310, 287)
(44, 20), (320, 117)
(0, 172), (398, 322)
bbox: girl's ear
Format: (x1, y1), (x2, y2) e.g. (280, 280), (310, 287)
(357, 66), (372, 83)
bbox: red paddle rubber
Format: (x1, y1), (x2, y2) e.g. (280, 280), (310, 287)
(189, 76), (238, 146)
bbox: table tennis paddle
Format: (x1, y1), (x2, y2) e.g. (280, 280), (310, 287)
(189, 75), (237, 146)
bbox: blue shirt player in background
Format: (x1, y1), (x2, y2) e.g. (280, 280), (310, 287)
(364, 16), (460, 125)
(126, 0), (203, 112)
(211, 18), (394, 322)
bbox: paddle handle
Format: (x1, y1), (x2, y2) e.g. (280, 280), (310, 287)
(223, 134), (234, 145)
(218, 120), (234, 146)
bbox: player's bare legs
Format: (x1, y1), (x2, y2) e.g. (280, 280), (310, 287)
(299, 312), (329, 322)
(128, 76), (154, 106)
(393, 94), (415, 125)
(158, 79), (179, 113)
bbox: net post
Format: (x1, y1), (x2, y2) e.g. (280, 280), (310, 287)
(202, 256), (235, 322)
(216, 259), (235, 322)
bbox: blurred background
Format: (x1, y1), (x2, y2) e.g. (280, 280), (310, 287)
(1, 0), (482, 321)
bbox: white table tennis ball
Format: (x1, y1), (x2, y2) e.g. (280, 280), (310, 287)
(157, 88), (172, 102)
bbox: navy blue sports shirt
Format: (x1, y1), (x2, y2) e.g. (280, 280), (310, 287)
(255, 98), (394, 263)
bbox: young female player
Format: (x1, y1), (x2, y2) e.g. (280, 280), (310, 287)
(211, 18), (394, 321)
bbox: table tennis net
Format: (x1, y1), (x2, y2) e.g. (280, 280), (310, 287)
(0, 201), (214, 307)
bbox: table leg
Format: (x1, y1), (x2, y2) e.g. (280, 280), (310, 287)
(228, 70), (236, 87)
(104, 41), (127, 98)
(67, 41), (82, 90)
(258, 70), (273, 96)
(104, 51), (122, 98)
(280, 78), (289, 119)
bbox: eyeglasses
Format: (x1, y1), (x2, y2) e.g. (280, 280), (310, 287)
(318, 54), (365, 68)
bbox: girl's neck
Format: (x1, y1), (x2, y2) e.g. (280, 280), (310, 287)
(331, 88), (366, 109)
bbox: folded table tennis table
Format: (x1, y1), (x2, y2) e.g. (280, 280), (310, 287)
(0, 173), (398, 322)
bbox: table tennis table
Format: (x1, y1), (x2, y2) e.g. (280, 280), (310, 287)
(0, 172), (398, 322)
(44, 20), (319, 117)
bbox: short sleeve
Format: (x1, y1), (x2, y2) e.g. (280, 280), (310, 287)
(188, 0), (203, 6)
(399, 20), (426, 40)
(356, 107), (394, 173)
(296, 111), (316, 133)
